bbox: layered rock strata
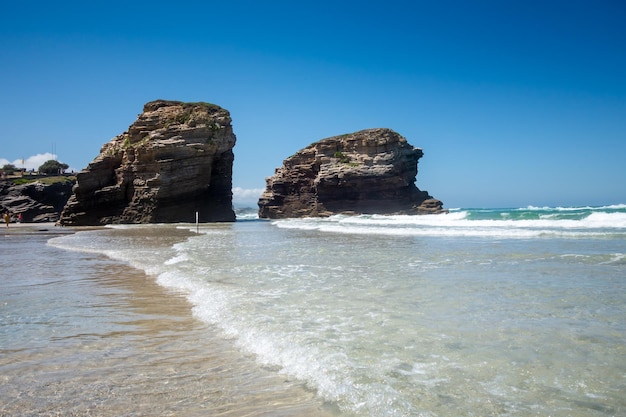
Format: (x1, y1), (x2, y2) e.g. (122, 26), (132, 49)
(258, 128), (445, 218)
(59, 100), (236, 226)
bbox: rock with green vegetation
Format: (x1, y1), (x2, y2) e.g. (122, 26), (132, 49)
(258, 128), (445, 218)
(59, 100), (236, 226)
(0, 176), (76, 222)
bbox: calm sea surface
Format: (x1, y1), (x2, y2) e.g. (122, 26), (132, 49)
(2, 205), (625, 416)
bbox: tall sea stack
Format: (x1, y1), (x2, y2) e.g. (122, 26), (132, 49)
(59, 100), (236, 225)
(258, 128), (445, 218)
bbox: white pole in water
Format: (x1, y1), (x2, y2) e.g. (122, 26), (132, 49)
(196, 211), (199, 233)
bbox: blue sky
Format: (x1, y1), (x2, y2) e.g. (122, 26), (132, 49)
(1, 1), (624, 208)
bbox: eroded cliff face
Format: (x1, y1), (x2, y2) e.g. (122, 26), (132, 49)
(59, 100), (236, 226)
(258, 128), (445, 218)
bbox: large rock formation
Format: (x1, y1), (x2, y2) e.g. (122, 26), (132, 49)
(59, 100), (236, 226)
(258, 128), (445, 218)
(0, 177), (75, 222)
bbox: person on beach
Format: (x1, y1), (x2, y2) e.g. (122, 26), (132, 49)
(3, 211), (10, 228)
(17, 213), (22, 223)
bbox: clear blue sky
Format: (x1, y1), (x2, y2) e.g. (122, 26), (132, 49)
(1, 0), (624, 208)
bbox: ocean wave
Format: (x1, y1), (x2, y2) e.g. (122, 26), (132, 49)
(272, 210), (626, 238)
(522, 204), (626, 211)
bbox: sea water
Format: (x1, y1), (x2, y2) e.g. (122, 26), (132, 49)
(0, 228), (327, 416)
(5, 205), (626, 416)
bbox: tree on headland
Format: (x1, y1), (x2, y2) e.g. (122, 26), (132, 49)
(38, 160), (69, 175)
(1, 164), (18, 175)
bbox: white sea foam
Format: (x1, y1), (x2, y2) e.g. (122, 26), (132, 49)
(164, 253), (188, 265)
(272, 210), (626, 238)
(583, 211), (626, 227)
(524, 204), (626, 211)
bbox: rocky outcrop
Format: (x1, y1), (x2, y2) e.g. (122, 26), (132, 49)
(59, 100), (236, 226)
(0, 177), (75, 222)
(258, 128), (445, 218)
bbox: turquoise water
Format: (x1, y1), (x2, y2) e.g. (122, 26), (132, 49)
(3, 205), (625, 416)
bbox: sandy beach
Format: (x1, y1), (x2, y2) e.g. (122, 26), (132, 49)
(0, 224), (331, 417)
(1, 221), (69, 232)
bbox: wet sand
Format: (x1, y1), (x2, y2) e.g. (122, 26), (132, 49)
(0, 224), (333, 417)
(1, 222), (72, 233)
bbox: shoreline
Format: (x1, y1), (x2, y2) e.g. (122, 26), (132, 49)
(1, 225), (333, 416)
(0, 222), (101, 237)
(1, 221), (69, 232)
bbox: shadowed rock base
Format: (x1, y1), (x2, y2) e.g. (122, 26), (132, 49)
(1, 177), (75, 223)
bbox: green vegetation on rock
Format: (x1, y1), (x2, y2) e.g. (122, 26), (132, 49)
(333, 151), (352, 164)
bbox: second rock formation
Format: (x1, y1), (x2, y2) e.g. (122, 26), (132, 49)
(258, 128), (445, 218)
